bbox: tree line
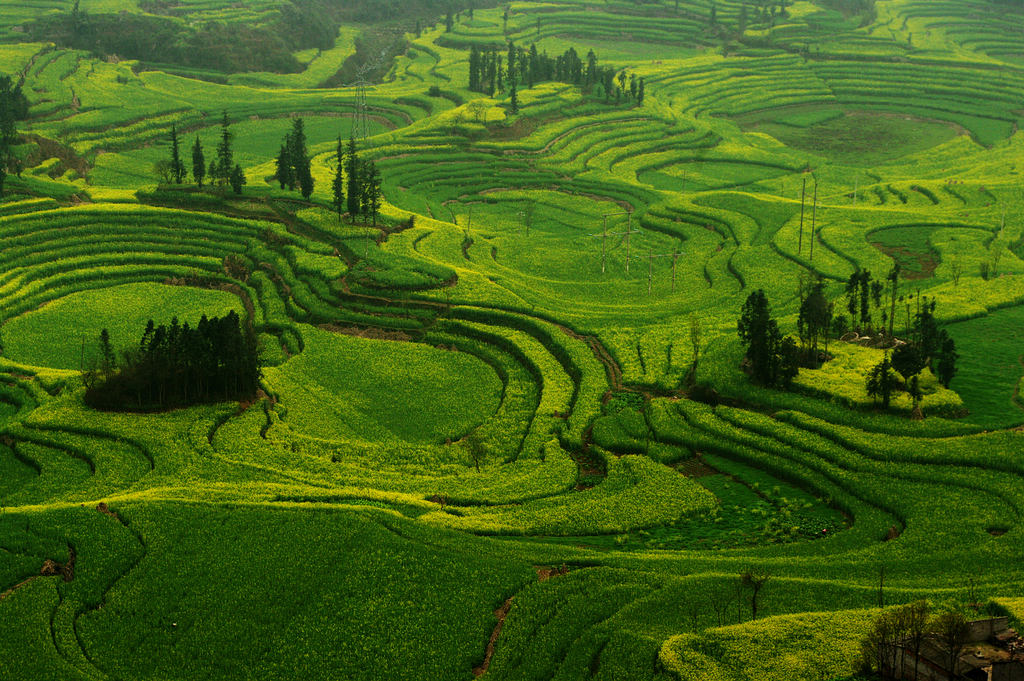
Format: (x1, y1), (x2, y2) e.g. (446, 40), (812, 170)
(84, 311), (260, 411)
(0, 74), (30, 198)
(163, 117), (384, 226)
(467, 43), (644, 107)
(866, 299), (958, 412)
(27, 0), (336, 75)
(737, 277), (958, 415)
(159, 112), (245, 194)
(858, 602), (977, 681)
(335, 136), (382, 227)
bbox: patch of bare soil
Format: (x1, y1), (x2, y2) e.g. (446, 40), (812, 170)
(97, 501), (122, 521)
(39, 546), (76, 583)
(536, 564), (569, 582)
(673, 456), (718, 478)
(317, 324), (412, 342)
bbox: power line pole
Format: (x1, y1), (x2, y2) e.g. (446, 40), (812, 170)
(590, 210), (638, 274)
(672, 249), (679, 292)
(625, 209), (635, 272)
(809, 175), (818, 261)
(589, 222), (640, 273)
(517, 200), (534, 236)
(634, 250), (681, 294)
(347, 50), (386, 140)
(798, 174), (807, 255)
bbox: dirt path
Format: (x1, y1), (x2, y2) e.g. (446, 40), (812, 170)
(473, 596), (514, 677)
(0, 576), (41, 602)
(555, 324), (622, 390)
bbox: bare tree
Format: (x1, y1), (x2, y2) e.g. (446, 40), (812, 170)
(905, 600), (930, 681)
(466, 429), (486, 472)
(740, 567), (771, 620)
(931, 611), (970, 679)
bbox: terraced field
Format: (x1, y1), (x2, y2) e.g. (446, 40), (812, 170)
(0, 0), (1023, 679)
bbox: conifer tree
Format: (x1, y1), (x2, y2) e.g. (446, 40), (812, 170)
(229, 164), (246, 195)
(290, 118), (314, 200)
(331, 135), (345, 222)
(191, 137), (206, 187)
(364, 160), (382, 228)
(169, 124), (186, 184)
(274, 141), (294, 189)
(509, 79), (519, 114)
(0, 75), (27, 197)
(866, 353), (899, 409)
(215, 111), (233, 186)
(469, 46), (481, 92)
(346, 136), (361, 218)
(0, 81), (13, 197)
(99, 328), (116, 379)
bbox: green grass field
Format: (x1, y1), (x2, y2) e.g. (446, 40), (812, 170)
(0, 0), (1023, 679)
(2, 283), (241, 370)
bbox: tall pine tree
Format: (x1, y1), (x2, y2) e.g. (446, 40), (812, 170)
(169, 124), (186, 184)
(191, 137), (206, 187)
(274, 141), (294, 189)
(364, 160), (382, 228)
(346, 136), (361, 218)
(331, 135), (345, 222)
(215, 111), (233, 186)
(0, 75), (25, 197)
(289, 118), (314, 200)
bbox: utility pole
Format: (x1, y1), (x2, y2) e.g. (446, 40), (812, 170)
(648, 248), (653, 293)
(636, 250), (681, 294)
(798, 174), (807, 255)
(672, 249), (679, 292)
(626, 216), (632, 272)
(809, 175), (818, 261)
(518, 200), (534, 236)
(601, 215), (607, 272)
(590, 210), (638, 274)
(624, 208), (636, 272)
(347, 50), (386, 140)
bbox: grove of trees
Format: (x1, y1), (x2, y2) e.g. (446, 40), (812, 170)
(467, 43), (643, 105)
(84, 311), (261, 411)
(737, 289), (799, 389)
(0, 74), (30, 197)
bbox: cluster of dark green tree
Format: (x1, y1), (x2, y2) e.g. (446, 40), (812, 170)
(0, 74), (30, 197)
(859, 603), (976, 681)
(160, 113), (245, 194)
(467, 44), (643, 107)
(737, 283), (837, 390)
(27, 0), (337, 74)
(330, 137), (383, 227)
(33, 0), (510, 80)
(865, 299), (959, 412)
(84, 312), (260, 411)
(274, 118), (315, 200)
(838, 265), (904, 338)
(737, 289), (801, 389)
(738, 281), (958, 414)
